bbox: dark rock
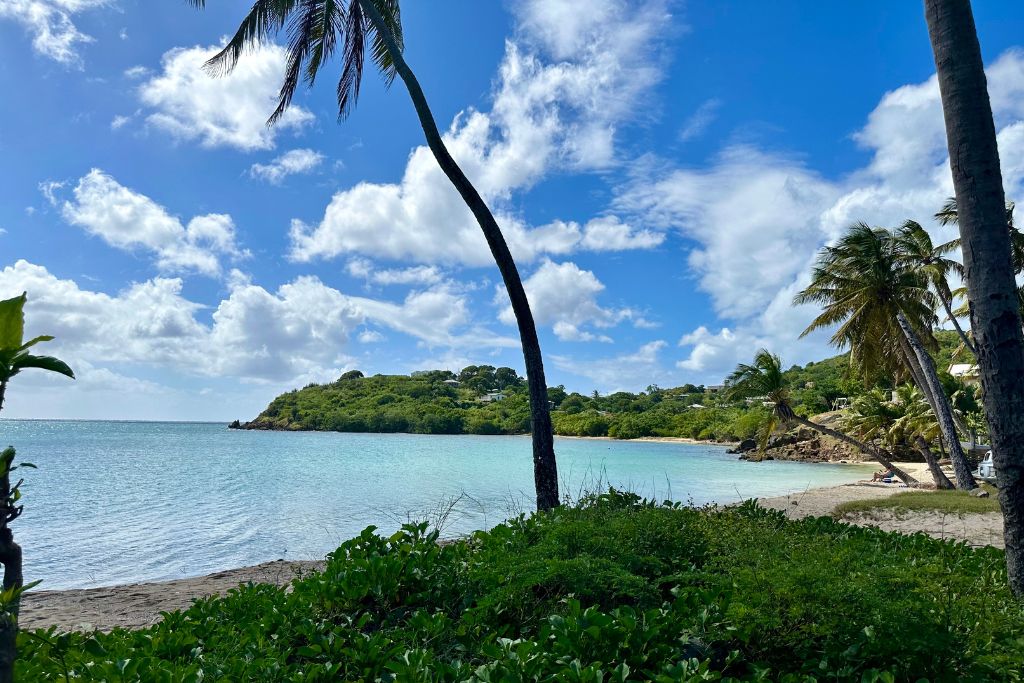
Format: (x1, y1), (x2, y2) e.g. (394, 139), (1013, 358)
(970, 488), (990, 498)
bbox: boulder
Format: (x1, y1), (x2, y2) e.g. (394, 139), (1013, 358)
(970, 488), (990, 498)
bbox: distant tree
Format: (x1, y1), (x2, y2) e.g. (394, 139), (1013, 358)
(340, 370), (365, 381)
(494, 367), (522, 390)
(727, 349), (917, 485)
(547, 385), (568, 408)
(188, 0), (560, 511)
(0, 293), (74, 680)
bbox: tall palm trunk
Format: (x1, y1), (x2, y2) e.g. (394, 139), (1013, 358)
(0, 456), (21, 683)
(789, 415), (919, 486)
(926, 0), (1024, 595)
(361, 0), (558, 510)
(896, 312), (977, 489)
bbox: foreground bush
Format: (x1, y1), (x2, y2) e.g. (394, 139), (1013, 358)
(20, 492), (1024, 681)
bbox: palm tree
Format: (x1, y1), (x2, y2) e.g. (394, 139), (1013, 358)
(0, 292), (74, 682)
(726, 350), (918, 486)
(843, 385), (954, 490)
(925, 0), (1024, 596)
(794, 223), (977, 489)
(895, 220), (975, 355)
(187, 0), (559, 510)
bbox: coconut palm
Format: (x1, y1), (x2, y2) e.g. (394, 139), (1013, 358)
(895, 220), (974, 355)
(726, 350), (917, 485)
(187, 0), (559, 510)
(935, 197), (1022, 272)
(794, 222), (977, 489)
(0, 292), (74, 681)
(926, 0), (1024, 595)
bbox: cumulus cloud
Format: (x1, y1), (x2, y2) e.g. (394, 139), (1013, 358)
(139, 44), (314, 151)
(0, 261), (516, 386)
(289, 0), (672, 266)
(0, 0), (109, 66)
(250, 148), (325, 184)
(553, 341), (669, 392)
(633, 48), (1024, 385)
(346, 258), (445, 287)
(497, 260), (640, 342)
(55, 169), (245, 276)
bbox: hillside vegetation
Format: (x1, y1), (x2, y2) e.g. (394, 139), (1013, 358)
(236, 332), (966, 444)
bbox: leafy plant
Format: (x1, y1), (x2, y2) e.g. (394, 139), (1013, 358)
(0, 292), (74, 682)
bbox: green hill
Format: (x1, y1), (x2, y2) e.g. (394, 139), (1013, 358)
(235, 331), (969, 442)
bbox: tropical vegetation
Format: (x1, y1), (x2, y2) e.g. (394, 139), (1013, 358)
(0, 293), (74, 682)
(20, 491), (1024, 681)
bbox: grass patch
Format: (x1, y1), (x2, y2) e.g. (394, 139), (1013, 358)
(834, 484), (1002, 517)
(19, 492), (1024, 682)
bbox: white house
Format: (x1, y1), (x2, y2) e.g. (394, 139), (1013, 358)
(948, 363), (980, 388)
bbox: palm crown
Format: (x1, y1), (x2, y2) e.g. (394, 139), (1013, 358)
(794, 222), (938, 380)
(186, 0), (403, 124)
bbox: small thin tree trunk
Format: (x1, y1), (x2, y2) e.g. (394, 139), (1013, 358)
(896, 312), (977, 489)
(0, 451), (20, 683)
(915, 436), (956, 489)
(790, 415), (919, 486)
(360, 0), (558, 510)
(939, 281), (977, 355)
(926, 0), (1024, 595)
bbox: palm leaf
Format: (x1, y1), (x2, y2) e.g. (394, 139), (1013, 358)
(12, 354), (75, 380)
(0, 292), (26, 350)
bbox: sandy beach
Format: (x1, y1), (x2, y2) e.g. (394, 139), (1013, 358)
(21, 462), (1004, 633)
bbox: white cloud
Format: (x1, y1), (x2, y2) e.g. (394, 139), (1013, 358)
(56, 169), (245, 276)
(553, 341), (669, 392)
(250, 148), (325, 184)
(0, 0), (109, 66)
(678, 98), (721, 141)
(0, 261), (515, 386)
(289, 0), (672, 266)
(110, 114), (131, 130)
(124, 65), (150, 79)
(139, 44), (314, 152)
(641, 48), (1024, 385)
(346, 258), (445, 287)
(497, 260), (637, 342)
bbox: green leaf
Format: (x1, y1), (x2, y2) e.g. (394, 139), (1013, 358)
(0, 293), (26, 351)
(19, 335), (53, 351)
(12, 354), (75, 380)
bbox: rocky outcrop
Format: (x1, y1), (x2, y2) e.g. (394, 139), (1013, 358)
(738, 418), (870, 464)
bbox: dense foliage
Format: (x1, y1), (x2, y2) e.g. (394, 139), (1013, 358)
(240, 333), (966, 444)
(21, 492), (1024, 681)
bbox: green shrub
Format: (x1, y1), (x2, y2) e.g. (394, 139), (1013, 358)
(19, 492), (1024, 681)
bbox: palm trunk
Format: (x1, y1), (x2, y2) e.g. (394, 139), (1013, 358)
(0, 446), (19, 683)
(790, 415), (919, 486)
(360, 0), (558, 510)
(915, 436), (956, 489)
(896, 311), (977, 489)
(938, 280), (977, 355)
(926, 0), (1024, 595)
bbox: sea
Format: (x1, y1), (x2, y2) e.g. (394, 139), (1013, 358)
(1, 420), (872, 589)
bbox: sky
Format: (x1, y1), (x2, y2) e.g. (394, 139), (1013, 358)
(2, 1), (1024, 421)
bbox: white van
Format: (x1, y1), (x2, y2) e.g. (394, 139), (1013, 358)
(975, 451), (997, 483)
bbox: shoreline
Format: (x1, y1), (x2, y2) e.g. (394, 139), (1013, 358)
(22, 462), (977, 633)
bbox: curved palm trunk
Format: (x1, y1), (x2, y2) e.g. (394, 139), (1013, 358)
(361, 1), (558, 510)
(938, 279), (977, 355)
(789, 415), (919, 486)
(915, 436), (956, 489)
(896, 312), (977, 489)
(926, 0), (1024, 595)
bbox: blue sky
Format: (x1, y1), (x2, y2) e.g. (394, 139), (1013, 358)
(2, 0), (1024, 421)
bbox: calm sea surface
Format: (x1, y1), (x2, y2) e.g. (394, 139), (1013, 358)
(1, 420), (872, 589)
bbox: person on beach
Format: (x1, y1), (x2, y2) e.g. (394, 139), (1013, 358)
(871, 468), (894, 482)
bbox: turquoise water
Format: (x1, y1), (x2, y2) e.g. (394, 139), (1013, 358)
(2, 420), (871, 589)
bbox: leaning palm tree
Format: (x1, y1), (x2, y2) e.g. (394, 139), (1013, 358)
(895, 220), (975, 355)
(795, 223), (977, 489)
(0, 292), (74, 682)
(726, 350), (917, 485)
(926, 0), (1024, 596)
(187, 0), (559, 510)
